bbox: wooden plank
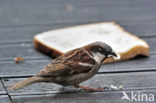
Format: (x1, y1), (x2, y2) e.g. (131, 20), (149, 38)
(119, 22), (156, 37)
(3, 72), (156, 94)
(0, 59), (51, 77)
(10, 89), (156, 103)
(145, 38), (156, 54)
(0, 95), (11, 103)
(0, 0), (156, 9)
(0, 20), (156, 42)
(0, 80), (6, 95)
(0, 37), (155, 60)
(0, 6), (155, 26)
(0, 23), (72, 42)
(0, 42), (50, 60)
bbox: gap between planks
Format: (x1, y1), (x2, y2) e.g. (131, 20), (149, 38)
(0, 80), (13, 103)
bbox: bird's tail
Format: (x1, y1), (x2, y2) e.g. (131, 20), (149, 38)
(8, 76), (43, 90)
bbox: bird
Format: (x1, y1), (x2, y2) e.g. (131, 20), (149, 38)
(8, 41), (119, 92)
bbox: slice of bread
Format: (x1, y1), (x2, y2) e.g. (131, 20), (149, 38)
(34, 22), (150, 64)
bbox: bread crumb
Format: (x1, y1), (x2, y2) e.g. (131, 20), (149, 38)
(14, 57), (25, 63)
(66, 5), (73, 11)
(110, 84), (123, 90)
(119, 85), (123, 90)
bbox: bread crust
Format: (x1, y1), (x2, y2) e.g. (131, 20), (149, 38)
(103, 45), (149, 63)
(34, 37), (63, 58)
(33, 22), (150, 64)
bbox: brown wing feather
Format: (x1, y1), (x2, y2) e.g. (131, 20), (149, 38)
(37, 48), (95, 77)
(67, 62), (92, 74)
(38, 63), (71, 76)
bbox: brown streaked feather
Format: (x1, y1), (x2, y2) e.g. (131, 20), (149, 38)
(38, 64), (72, 76)
(37, 48), (95, 77)
(67, 62), (92, 74)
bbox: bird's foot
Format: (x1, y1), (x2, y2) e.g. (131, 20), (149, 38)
(77, 85), (108, 92)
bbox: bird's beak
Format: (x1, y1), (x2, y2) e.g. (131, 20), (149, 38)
(108, 50), (120, 60)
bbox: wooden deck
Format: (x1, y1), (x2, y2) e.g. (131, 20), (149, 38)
(0, 0), (156, 103)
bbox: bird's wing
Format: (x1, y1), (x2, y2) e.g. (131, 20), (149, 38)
(38, 62), (71, 76)
(37, 48), (96, 77)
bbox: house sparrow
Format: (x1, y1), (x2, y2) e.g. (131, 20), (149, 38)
(9, 42), (119, 92)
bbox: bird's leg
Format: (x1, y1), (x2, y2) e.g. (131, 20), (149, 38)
(74, 85), (105, 92)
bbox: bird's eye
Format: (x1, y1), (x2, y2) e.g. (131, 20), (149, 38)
(98, 48), (102, 51)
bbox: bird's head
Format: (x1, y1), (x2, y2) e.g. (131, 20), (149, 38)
(83, 41), (120, 64)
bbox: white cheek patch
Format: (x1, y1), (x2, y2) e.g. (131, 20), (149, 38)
(78, 62), (93, 67)
(92, 53), (105, 64)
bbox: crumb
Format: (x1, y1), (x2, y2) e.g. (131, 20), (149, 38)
(119, 85), (123, 90)
(14, 57), (25, 63)
(66, 5), (73, 11)
(110, 84), (118, 90)
(110, 84), (123, 90)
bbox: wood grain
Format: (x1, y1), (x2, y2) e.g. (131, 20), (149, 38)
(0, 95), (11, 103)
(0, 20), (156, 42)
(10, 89), (156, 103)
(0, 80), (6, 95)
(0, 5), (155, 26)
(0, 0), (156, 9)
